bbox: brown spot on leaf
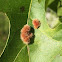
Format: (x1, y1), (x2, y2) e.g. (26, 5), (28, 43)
(20, 6), (25, 13)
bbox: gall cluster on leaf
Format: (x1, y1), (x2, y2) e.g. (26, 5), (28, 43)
(20, 25), (33, 44)
(32, 19), (41, 29)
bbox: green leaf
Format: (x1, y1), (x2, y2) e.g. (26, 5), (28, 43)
(52, 24), (62, 41)
(57, 7), (62, 16)
(14, 0), (62, 62)
(45, 0), (54, 9)
(14, 46), (29, 62)
(0, 12), (9, 57)
(0, 0), (30, 62)
(47, 0), (62, 17)
(14, 30), (62, 62)
(48, 0), (59, 12)
(28, 0), (50, 31)
(0, 0), (62, 62)
(52, 55), (62, 62)
(29, 30), (62, 62)
(59, 17), (62, 22)
(57, 0), (62, 16)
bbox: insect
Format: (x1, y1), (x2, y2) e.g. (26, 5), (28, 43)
(20, 25), (33, 44)
(32, 19), (41, 29)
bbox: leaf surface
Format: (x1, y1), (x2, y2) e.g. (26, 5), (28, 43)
(0, 0), (62, 62)
(0, 0), (30, 62)
(14, 0), (62, 62)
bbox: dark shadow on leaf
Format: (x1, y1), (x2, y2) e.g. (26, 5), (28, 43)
(29, 27), (35, 44)
(20, 6), (25, 13)
(59, 16), (62, 22)
(49, 0), (60, 12)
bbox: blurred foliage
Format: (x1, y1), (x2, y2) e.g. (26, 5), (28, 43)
(0, 12), (9, 55)
(46, 8), (60, 28)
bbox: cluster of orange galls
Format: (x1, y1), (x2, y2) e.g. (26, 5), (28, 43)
(20, 19), (41, 44)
